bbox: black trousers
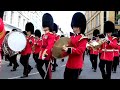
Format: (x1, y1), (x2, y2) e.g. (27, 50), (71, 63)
(33, 53), (39, 64)
(52, 58), (57, 71)
(5, 54), (12, 65)
(90, 54), (98, 70)
(1, 49), (4, 60)
(10, 54), (19, 70)
(112, 56), (119, 72)
(64, 67), (82, 79)
(36, 60), (51, 79)
(20, 54), (32, 76)
(99, 53), (101, 60)
(99, 60), (113, 79)
(83, 52), (85, 61)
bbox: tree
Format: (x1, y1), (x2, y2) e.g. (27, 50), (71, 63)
(116, 14), (120, 20)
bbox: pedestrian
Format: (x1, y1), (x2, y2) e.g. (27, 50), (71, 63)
(36, 13), (55, 79)
(9, 29), (19, 71)
(88, 29), (100, 72)
(99, 21), (117, 79)
(111, 33), (119, 73)
(20, 22), (34, 78)
(0, 11), (6, 65)
(32, 29), (42, 68)
(62, 12), (88, 79)
(118, 31), (120, 66)
(52, 23), (60, 72)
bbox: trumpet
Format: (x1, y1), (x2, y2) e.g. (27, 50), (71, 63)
(86, 35), (109, 50)
(86, 40), (100, 50)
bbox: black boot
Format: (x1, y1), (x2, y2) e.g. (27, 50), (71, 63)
(20, 75), (28, 78)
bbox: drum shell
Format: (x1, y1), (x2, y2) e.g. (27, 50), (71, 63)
(2, 31), (27, 57)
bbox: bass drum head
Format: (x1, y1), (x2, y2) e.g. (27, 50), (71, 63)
(7, 31), (27, 52)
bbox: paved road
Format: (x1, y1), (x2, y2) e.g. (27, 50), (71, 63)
(0, 54), (120, 79)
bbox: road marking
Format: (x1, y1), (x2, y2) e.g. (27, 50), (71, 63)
(61, 64), (66, 67)
(8, 72), (39, 79)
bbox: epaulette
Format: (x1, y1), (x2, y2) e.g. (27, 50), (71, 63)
(79, 34), (88, 41)
(112, 36), (117, 40)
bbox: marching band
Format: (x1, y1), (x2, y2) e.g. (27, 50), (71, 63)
(0, 11), (120, 79)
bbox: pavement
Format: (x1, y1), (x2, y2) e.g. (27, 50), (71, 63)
(0, 54), (120, 79)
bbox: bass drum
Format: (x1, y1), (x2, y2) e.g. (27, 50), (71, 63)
(2, 31), (27, 57)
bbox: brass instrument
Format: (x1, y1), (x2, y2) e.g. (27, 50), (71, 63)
(86, 40), (100, 50)
(86, 34), (109, 50)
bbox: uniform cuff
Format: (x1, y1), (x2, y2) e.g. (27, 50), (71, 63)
(67, 48), (72, 54)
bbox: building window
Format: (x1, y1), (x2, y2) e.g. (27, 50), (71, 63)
(115, 11), (119, 24)
(10, 11), (14, 24)
(3, 11), (7, 21)
(96, 14), (100, 27)
(23, 19), (25, 28)
(18, 15), (21, 27)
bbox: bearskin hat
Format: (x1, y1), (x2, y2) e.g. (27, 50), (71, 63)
(104, 21), (115, 34)
(0, 11), (4, 19)
(42, 13), (54, 32)
(93, 29), (100, 37)
(22, 31), (27, 36)
(61, 35), (65, 37)
(53, 23), (58, 33)
(35, 29), (41, 38)
(71, 12), (86, 34)
(25, 22), (34, 34)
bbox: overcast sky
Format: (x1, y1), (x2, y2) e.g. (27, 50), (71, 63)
(41, 11), (85, 35)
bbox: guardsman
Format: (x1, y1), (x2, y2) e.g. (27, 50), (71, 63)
(118, 31), (120, 66)
(111, 33), (119, 73)
(52, 23), (60, 72)
(0, 11), (6, 64)
(37, 13), (55, 79)
(32, 29), (42, 67)
(20, 22), (34, 78)
(99, 21), (118, 79)
(62, 12), (88, 79)
(88, 29), (100, 72)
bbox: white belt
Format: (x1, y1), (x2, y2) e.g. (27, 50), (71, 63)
(102, 49), (119, 52)
(114, 50), (119, 51)
(102, 49), (114, 52)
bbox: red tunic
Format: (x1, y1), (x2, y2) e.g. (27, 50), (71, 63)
(65, 34), (88, 69)
(100, 36), (118, 61)
(33, 38), (42, 54)
(20, 35), (35, 55)
(89, 40), (99, 55)
(118, 43), (120, 55)
(39, 32), (55, 60)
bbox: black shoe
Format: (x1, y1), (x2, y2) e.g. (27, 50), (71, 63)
(7, 64), (12, 67)
(92, 67), (94, 69)
(20, 75), (28, 78)
(28, 67), (33, 74)
(11, 69), (16, 71)
(56, 64), (58, 67)
(52, 69), (56, 72)
(113, 71), (116, 73)
(93, 69), (96, 72)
